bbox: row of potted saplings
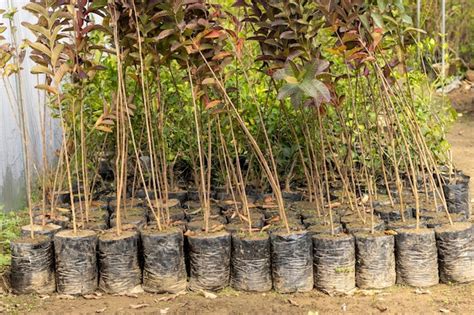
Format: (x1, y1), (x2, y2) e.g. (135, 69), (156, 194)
(10, 219), (474, 295)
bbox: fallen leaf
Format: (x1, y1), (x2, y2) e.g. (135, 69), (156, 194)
(288, 298), (300, 306)
(39, 295), (50, 300)
(209, 224), (225, 232)
(361, 194), (369, 203)
(200, 290), (217, 299)
(308, 311), (319, 315)
(155, 291), (186, 302)
(56, 294), (75, 300)
(83, 294), (101, 300)
(414, 288), (431, 295)
(358, 289), (382, 296)
(130, 303), (149, 309)
(263, 196), (274, 204)
(375, 304), (388, 312)
(184, 230), (195, 236)
(341, 303), (347, 312)
(96, 307), (106, 313)
(160, 307), (170, 314)
(130, 285), (144, 294)
(439, 308), (450, 313)
(202, 78), (217, 85)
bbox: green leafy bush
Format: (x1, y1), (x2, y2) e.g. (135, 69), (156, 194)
(0, 208), (26, 267)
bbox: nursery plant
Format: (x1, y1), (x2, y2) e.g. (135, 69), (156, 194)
(3, 0), (468, 296)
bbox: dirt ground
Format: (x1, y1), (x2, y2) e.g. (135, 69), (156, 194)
(446, 86), (474, 198)
(1, 283), (474, 315)
(1, 88), (474, 314)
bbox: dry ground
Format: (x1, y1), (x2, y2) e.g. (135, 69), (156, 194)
(446, 87), (474, 198)
(1, 283), (474, 314)
(1, 88), (474, 314)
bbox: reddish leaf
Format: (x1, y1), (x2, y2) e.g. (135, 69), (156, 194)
(212, 51), (232, 60)
(204, 29), (224, 39)
(206, 100), (221, 109)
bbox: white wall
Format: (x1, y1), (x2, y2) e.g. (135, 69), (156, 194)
(0, 0), (60, 210)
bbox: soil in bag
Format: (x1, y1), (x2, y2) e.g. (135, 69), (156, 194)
(302, 215), (340, 229)
(306, 223), (343, 236)
(374, 204), (412, 223)
(270, 230), (313, 293)
(188, 231), (231, 291)
(83, 206), (110, 231)
(231, 232), (272, 292)
(282, 191), (304, 202)
(168, 191), (188, 204)
(167, 201), (187, 222)
(225, 221), (246, 234)
(10, 235), (55, 294)
(290, 201), (318, 216)
(354, 232), (395, 289)
(51, 215), (70, 228)
(266, 216), (305, 233)
(395, 228), (439, 287)
(313, 233), (355, 294)
(426, 212), (466, 228)
(385, 218), (426, 232)
(33, 213), (70, 229)
(141, 227), (186, 293)
(345, 219), (385, 235)
(409, 201), (444, 220)
(227, 212), (265, 230)
(443, 173), (470, 219)
(21, 223), (62, 239)
(186, 189), (200, 201)
(110, 207), (147, 230)
(186, 218), (226, 232)
(340, 213), (362, 226)
(98, 229), (141, 293)
(435, 222), (474, 283)
(54, 229), (98, 295)
(108, 198), (143, 214)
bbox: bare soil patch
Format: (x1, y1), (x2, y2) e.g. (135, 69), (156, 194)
(1, 283), (474, 314)
(447, 87), (474, 197)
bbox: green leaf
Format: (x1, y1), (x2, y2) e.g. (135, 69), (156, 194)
(372, 12), (384, 28)
(23, 3), (48, 17)
(401, 14), (413, 25)
(51, 43), (64, 68)
(272, 68), (287, 80)
(91, 0), (108, 10)
(377, 0), (387, 11)
(31, 64), (53, 76)
(27, 41), (51, 57)
(299, 79), (330, 101)
(277, 84), (298, 100)
(155, 29), (175, 41)
(402, 27), (426, 34)
(290, 92), (303, 107)
(0, 254), (11, 267)
(284, 76), (298, 84)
